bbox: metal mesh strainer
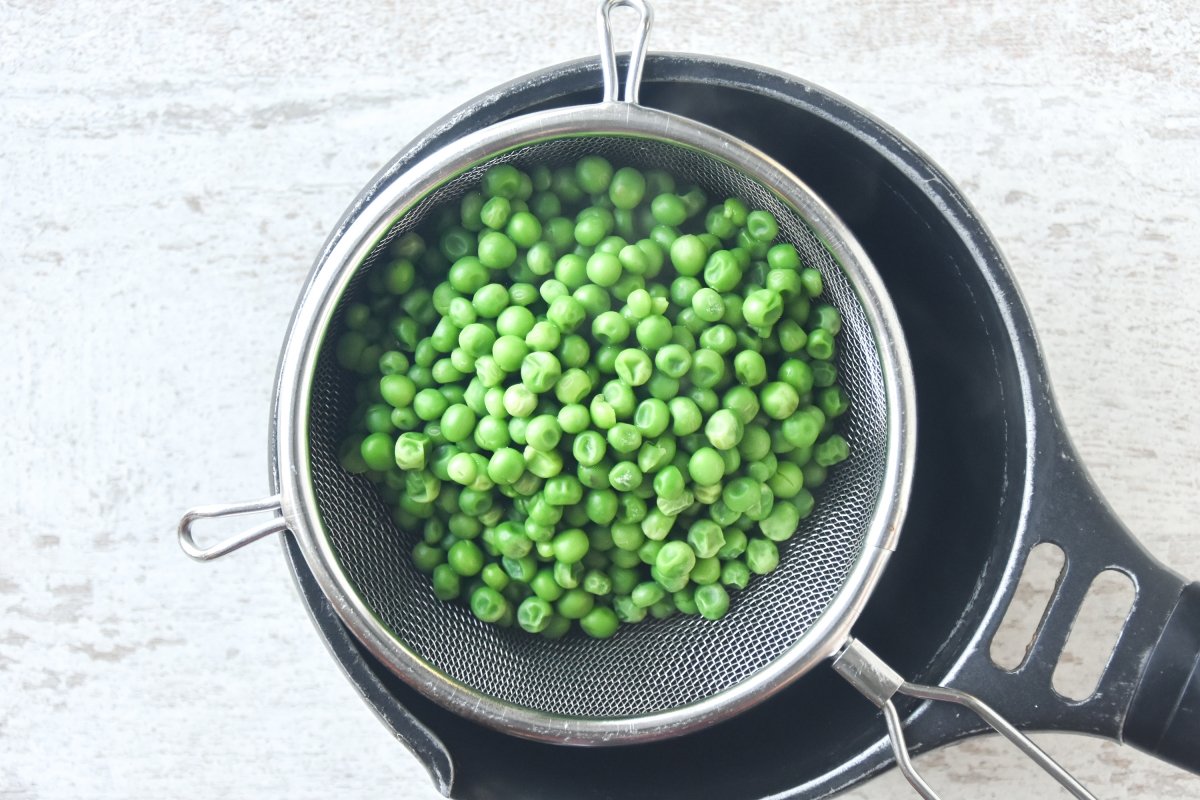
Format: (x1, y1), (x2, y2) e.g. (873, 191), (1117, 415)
(179, 2), (1096, 796)
(308, 134), (890, 721)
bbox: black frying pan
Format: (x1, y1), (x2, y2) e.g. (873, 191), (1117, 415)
(271, 55), (1200, 798)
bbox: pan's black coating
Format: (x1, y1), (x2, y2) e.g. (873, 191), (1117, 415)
(271, 55), (1197, 798)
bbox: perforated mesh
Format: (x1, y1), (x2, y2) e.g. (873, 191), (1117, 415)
(306, 136), (889, 720)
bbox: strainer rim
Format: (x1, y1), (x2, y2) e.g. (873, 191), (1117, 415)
(273, 100), (915, 744)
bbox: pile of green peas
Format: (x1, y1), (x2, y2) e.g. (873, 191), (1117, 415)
(336, 154), (851, 639)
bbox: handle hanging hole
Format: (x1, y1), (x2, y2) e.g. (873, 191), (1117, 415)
(596, 0), (654, 105)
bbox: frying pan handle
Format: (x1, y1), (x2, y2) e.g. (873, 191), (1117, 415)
(1124, 581), (1200, 772)
(906, 434), (1199, 775)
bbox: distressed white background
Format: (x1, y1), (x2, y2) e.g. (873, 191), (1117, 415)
(2, 0), (1198, 797)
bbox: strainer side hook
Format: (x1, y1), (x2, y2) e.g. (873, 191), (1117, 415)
(597, 0), (653, 104)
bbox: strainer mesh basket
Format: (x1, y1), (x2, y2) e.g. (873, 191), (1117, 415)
(306, 135), (889, 719)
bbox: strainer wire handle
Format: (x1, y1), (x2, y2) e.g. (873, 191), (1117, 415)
(178, 494), (286, 562)
(834, 639), (1098, 800)
(597, 0), (653, 104)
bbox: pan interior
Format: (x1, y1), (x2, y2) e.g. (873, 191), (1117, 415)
(304, 134), (892, 720)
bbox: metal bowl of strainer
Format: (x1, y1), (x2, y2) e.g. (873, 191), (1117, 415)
(178, 2), (1109, 797)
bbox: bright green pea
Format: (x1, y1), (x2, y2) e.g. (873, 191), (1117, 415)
(469, 585), (507, 622)
(546, 295), (586, 332)
(800, 267), (824, 298)
(653, 464), (686, 500)
(552, 528), (590, 564)
(815, 434), (851, 467)
(447, 539), (485, 577)
(516, 596), (553, 633)
(806, 328), (835, 360)
(698, 324), (736, 355)
(380, 374), (417, 409)
(669, 234), (707, 276)
(545, 475), (584, 506)
(695, 583), (731, 620)
(585, 251), (623, 287)
(614, 349), (653, 387)
(592, 310), (630, 344)
(632, 398), (670, 438)
(691, 287), (725, 322)
(609, 461), (644, 492)
(742, 289), (783, 328)
(650, 193), (687, 226)
(668, 397), (702, 435)
(558, 403), (591, 434)
(654, 344), (691, 379)
(503, 384), (537, 417)
(655, 540), (697, 580)
(633, 315), (671, 350)
(689, 349), (725, 389)
(524, 415), (561, 452)
(608, 166), (646, 210)
(487, 447), (524, 485)
(760, 381), (801, 420)
(745, 210), (779, 243)
(746, 537), (780, 575)
(760, 501), (802, 542)
(817, 386), (850, 419)
(704, 408), (744, 451)
(606, 423), (642, 454)
(688, 447), (726, 487)
(439, 404), (476, 443)
(520, 351), (562, 393)
(576, 155), (613, 194)
(525, 320), (562, 352)
(733, 350), (768, 387)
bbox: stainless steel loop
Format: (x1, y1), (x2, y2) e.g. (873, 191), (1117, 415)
(834, 639), (1097, 800)
(178, 494), (286, 562)
(597, 0), (653, 104)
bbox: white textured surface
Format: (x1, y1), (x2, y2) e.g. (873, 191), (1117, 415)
(2, 0), (1198, 797)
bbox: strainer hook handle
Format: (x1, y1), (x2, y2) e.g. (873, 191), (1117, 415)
(834, 638), (1098, 800)
(597, 0), (653, 104)
(178, 494), (287, 562)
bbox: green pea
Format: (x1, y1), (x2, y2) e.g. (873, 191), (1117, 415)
(592, 310), (631, 344)
(486, 447), (524, 485)
(746, 537), (780, 575)
(614, 348), (653, 386)
(760, 381), (801, 420)
(733, 350), (768, 387)
(633, 315), (671, 350)
(817, 386), (850, 419)
(669, 234), (707, 277)
(760, 501), (802, 542)
(815, 434), (851, 467)
(650, 193), (687, 226)
(655, 540), (697, 579)
(545, 475), (584, 506)
(520, 351), (562, 393)
(690, 349), (725, 389)
(557, 403), (591, 434)
(698, 324), (736, 355)
(743, 289), (783, 328)
(691, 287), (725, 322)
(439, 404), (476, 443)
(695, 583), (731, 621)
(799, 267), (824, 298)
(668, 397), (702, 435)
(516, 596), (553, 633)
(806, 328), (835, 360)
(687, 447), (726, 487)
(557, 587), (594, 620)
(546, 295), (586, 333)
(431, 563), (461, 601)
(576, 155), (613, 194)
(653, 344), (691, 379)
(653, 464), (686, 501)
(469, 585), (507, 623)
(606, 423), (642, 454)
